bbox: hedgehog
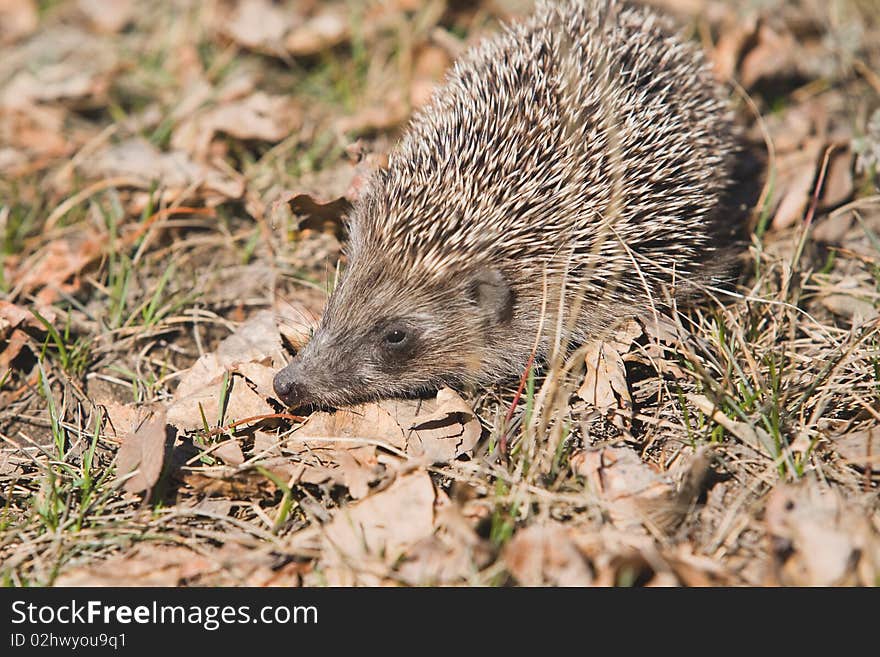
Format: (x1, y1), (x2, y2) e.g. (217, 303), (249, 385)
(273, 0), (738, 409)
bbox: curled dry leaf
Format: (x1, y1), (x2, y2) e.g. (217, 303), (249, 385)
(322, 471), (436, 585)
(7, 229), (103, 303)
(115, 408), (170, 495)
(402, 387), (482, 463)
(279, 388), (479, 498)
(167, 373), (274, 433)
(577, 322), (637, 427)
(765, 481), (880, 586)
(285, 403), (404, 499)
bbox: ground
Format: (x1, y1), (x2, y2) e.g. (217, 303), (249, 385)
(1, 0), (879, 587)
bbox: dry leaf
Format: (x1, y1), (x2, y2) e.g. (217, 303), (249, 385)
(182, 467), (278, 499)
(167, 374), (274, 432)
(286, 10), (348, 56)
(739, 23), (799, 89)
(288, 403), (404, 498)
(0, 27), (116, 109)
(8, 229), (103, 302)
(221, 0), (293, 52)
(820, 293), (878, 324)
(101, 401), (143, 441)
(216, 310), (285, 368)
(504, 524), (593, 586)
(172, 92), (302, 161)
(831, 428), (880, 470)
(404, 388), (481, 463)
(323, 471), (436, 584)
(577, 336), (633, 426)
(115, 409), (170, 494)
(573, 446), (672, 531)
(55, 545), (215, 586)
(0, 0), (37, 45)
(765, 481), (880, 586)
(214, 439), (245, 467)
(688, 393), (775, 455)
(397, 494), (490, 585)
(83, 137), (244, 201)
(77, 0), (134, 33)
(821, 149), (853, 208)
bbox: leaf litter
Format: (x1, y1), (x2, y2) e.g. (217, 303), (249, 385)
(1, 0), (879, 587)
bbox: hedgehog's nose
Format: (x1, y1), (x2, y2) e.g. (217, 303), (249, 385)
(273, 368), (309, 408)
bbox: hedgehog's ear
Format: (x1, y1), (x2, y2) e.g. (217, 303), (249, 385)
(467, 268), (513, 325)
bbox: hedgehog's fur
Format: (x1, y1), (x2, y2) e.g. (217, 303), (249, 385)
(274, 0), (738, 409)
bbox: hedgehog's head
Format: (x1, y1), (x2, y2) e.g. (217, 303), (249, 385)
(273, 257), (515, 410)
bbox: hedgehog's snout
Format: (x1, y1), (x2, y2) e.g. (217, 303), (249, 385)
(273, 363), (312, 409)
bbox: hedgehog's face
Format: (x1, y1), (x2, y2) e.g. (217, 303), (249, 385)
(273, 264), (514, 409)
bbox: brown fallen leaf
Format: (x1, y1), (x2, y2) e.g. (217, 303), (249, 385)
(577, 331), (634, 428)
(172, 92), (302, 161)
(82, 137), (244, 202)
(771, 153), (817, 231)
(0, 105), (70, 174)
(831, 427), (880, 471)
(181, 467), (278, 499)
(572, 445), (711, 533)
(77, 0), (134, 33)
(0, 0), (37, 45)
(402, 388), (482, 463)
(285, 9), (349, 56)
(220, 0), (293, 53)
(7, 229), (103, 302)
(101, 401), (144, 441)
(0, 27), (117, 109)
(214, 439), (245, 467)
(396, 493), (491, 585)
(765, 481), (880, 586)
(688, 393), (774, 455)
(709, 13), (757, 82)
(820, 293), (878, 324)
(503, 524), (594, 586)
(167, 373), (274, 433)
(322, 471), (436, 585)
(821, 149), (853, 209)
(54, 544), (216, 586)
(216, 310), (285, 368)
(287, 403), (404, 498)
(739, 22), (799, 89)
(115, 408), (170, 494)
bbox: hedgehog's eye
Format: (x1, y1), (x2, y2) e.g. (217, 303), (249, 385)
(384, 329), (407, 346)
